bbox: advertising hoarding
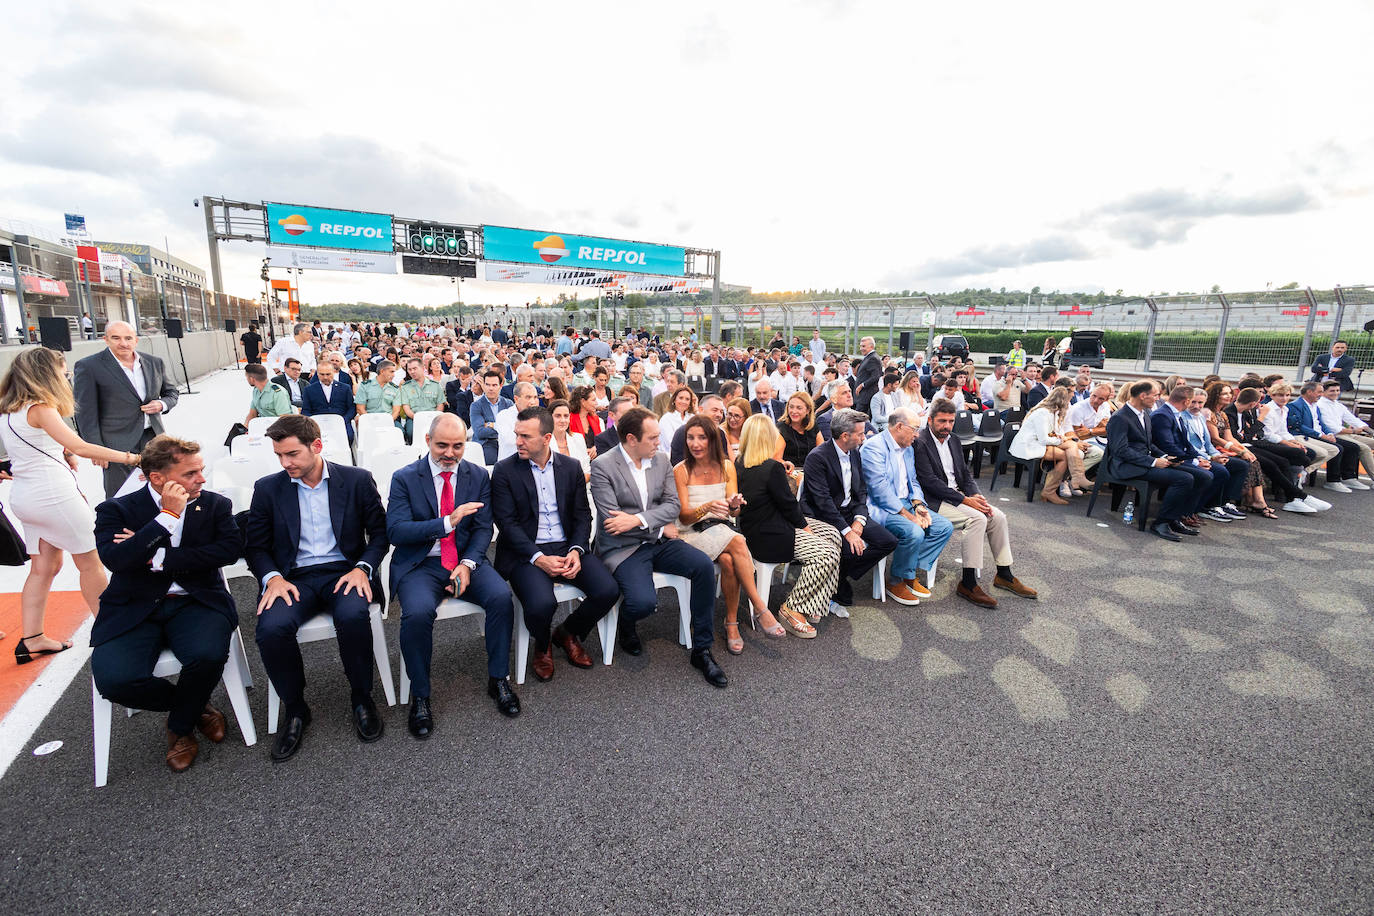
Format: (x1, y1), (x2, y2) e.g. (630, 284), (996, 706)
(482, 262), (699, 293)
(482, 226), (684, 276)
(265, 245), (397, 274)
(264, 202), (395, 253)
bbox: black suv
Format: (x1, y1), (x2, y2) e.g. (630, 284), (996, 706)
(932, 334), (970, 361)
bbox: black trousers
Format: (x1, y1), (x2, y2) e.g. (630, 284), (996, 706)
(101, 427), (157, 499)
(255, 562), (373, 714)
(506, 541), (619, 647)
(91, 596), (234, 736)
(1329, 438), (1362, 481)
(835, 521), (898, 603)
(1128, 466), (1204, 523)
(1250, 448), (1304, 501)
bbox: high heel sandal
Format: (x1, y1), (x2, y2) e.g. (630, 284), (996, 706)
(778, 606), (817, 639)
(15, 633), (72, 665)
(723, 619), (744, 655)
(748, 606), (786, 638)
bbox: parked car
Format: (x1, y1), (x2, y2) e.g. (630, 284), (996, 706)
(1059, 328), (1107, 369)
(932, 333), (970, 361)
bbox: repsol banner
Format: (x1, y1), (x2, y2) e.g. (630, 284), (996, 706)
(265, 202), (395, 253)
(482, 225), (685, 276)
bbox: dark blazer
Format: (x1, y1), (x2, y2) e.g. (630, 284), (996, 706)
(469, 395), (512, 463)
(1150, 403), (1204, 460)
(801, 442), (865, 531)
(1310, 353), (1355, 391)
(593, 425), (621, 455)
(92, 487), (243, 647)
(816, 409), (875, 442)
(701, 356), (720, 377)
(301, 379), (356, 441)
(717, 359), (742, 380)
(1025, 382), (1049, 411)
(669, 424), (728, 466)
(853, 351), (883, 412)
(272, 373), (305, 406)
(245, 462), (388, 593)
(385, 457), (492, 590)
(735, 459), (806, 563)
(490, 452), (591, 577)
(1105, 405), (1163, 479)
(912, 427), (980, 511)
(749, 397), (784, 422)
(73, 348), (179, 450)
(446, 379), (473, 417)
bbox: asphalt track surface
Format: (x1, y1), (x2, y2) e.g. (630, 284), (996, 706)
(1, 486), (1371, 914)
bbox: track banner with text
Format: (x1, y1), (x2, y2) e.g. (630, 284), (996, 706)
(265, 246), (397, 274)
(265, 203), (394, 252)
(482, 226), (685, 276)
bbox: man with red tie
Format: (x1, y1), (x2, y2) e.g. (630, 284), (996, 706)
(386, 413), (519, 739)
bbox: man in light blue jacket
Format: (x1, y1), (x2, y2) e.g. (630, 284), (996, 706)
(859, 407), (954, 605)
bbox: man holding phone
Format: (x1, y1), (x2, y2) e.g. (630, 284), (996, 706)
(1104, 381), (1208, 541)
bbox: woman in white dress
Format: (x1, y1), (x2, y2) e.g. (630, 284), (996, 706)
(547, 398), (592, 479)
(0, 347), (142, 661)
(656, 386), (697, 453)
(642, 352), (662, 379)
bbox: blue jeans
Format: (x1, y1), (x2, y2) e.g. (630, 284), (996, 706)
(882, 510), (954, 581)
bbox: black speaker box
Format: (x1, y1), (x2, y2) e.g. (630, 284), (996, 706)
(225, 319), (237, 333)
(38, 317), (71, 351)
(721, 328), (733, 344)
(165, 317), (183, 339)
(899, 331), (913, 351)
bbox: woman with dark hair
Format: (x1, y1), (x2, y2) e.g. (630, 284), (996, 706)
(724, 397), (750, 459)
(1227, 385), (1320, 514)
(673, 416), (781, 652)
(544, 374), (570, 404)
(568, 386), (603, 445)
(547, 398), (592, 477)
(1041, 337), (1059, 362)
(591, 368), (612, 411)
(1204, 382), (1270, 516)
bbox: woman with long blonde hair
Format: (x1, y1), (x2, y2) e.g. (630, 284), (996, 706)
(0, 347), (142, 659)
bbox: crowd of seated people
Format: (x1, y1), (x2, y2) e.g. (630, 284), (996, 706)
(22, 319), (1362, 776)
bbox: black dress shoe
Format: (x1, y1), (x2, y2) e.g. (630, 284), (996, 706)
(271, 709), (312, 762)
(834, 579), (854, 607)
(619, 622), (643, 657)
(488, 677), (522, 718)
(352, 698), (384, 742)
(1169, 520), (1200, 536)
(690, 648), (729, 688)
(1150, 521), (1182, 542)
(408, 697), (433, 740)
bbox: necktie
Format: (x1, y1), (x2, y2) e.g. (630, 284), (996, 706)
(439, 471), (458, 570)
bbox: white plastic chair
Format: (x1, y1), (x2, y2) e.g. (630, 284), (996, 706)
(212, 454), (277, 499)
(604, 572), (692, 659)
(368, 445), (423, 507)
(92, 627), (257, 787)
(356, 412), (397, 456)
(411, 410), (445, 441)
(359, 427), (405, 465)
(512, 583), (590, 685)
(246, 416), (275, 438)
(751, 560), (791, 610)
(872, 555), (941, 601)
(397, 597), (486, 704)
(312, 413), (350, 451)
(265, 603), (397, 734)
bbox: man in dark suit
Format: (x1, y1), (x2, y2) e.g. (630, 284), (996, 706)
(91, 435), (243, 773)
(1106, 380), (1206, 541)
(816, 380), (876, 441)
(1151, 384), (1227, 525)
(248, 415), (389, 761)
(386, 414), (520, 738)
(1023, 364), (1049, 411)
(594, 396), (633, 455)
(1310, 340), (1355, 392)
(445, 366), (476, 417)
(492, 407), (620, 682)
(913, 400), (1036, 608)
(300, 361), (356, 444)
(73, 321), (180, 497)
(669, 395), (728, 465)
(749, 379), (784, 422)
(802, 410), (896, 611)
(852, 336), (883, 415)
(272, 358), (307, 410)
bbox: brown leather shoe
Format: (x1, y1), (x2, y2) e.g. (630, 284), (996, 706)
(530, 644), (555, 682)
(165, 730), (199, 772)
(554, 625), (593, 669)
(903, 577), (933, 599)
(197, 704), (227, 743)
(956, 583), (998, 608)
(1041, 489), (1069, 505)
(885, 580), (922, 606)
(993, 575), (1039, 599)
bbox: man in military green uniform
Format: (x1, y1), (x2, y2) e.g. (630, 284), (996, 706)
(356, 359), (401, 419)
(397, 357), (444, 443)
(245, 363), (292, 423)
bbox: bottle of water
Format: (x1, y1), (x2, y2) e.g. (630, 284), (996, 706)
(1122, 498), (1135, 525)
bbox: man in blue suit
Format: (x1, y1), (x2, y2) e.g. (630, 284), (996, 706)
(802, 408), (899, 614)
(492, 406), (620, 683)
(300, 360), (356, 444)
(859, 407), (953, 606)
(469, 368), (512, 465)
(248, 415), (389, 761)
(91, 435), (244, 773)
(1151, 384), (1229, 524)
(1289, 381), (1357, 488)
(1105, 380), (1205, 542)
(386, 413), (519, 739)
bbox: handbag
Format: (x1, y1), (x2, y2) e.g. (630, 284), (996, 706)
(0, 504), (27, 565)
(225, 422), (248, 447)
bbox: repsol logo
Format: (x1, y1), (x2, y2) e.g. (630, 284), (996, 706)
(577, 246), (648, 265)
(318, 224), (388, 238)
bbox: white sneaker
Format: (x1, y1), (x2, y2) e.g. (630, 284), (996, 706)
(1282, 499), (1318, 514)
(1323, 481), (1353, 493)
(1058, 482), (1073, 499)
(828, 601), (850, 618)
(1343, 478), (1370, 490)
(1304, 495), (1332, 511)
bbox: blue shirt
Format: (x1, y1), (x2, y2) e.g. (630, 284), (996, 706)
(530, 457), (566, 547)
(293, 462), (347, 570)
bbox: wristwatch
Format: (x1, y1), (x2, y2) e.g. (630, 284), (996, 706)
(459, 559), (477, 571)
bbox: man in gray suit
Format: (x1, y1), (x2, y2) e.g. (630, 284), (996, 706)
(588, 407), (726, 688)
(74, 321), (180, 497)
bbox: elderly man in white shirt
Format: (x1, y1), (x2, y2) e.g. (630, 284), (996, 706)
(1316, 379), (1374, 486)
(1067, 382), (1114, 465)
(264, 322), (318, 375)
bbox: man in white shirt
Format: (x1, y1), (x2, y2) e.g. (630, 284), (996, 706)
(496, 382), (540, 461)
(264, 322), (317, 375)
(771, 361), (802, 401)
(980, 364), (1007, 408)
(1315, 379), (1373, 487)
(1068, 382), (1114, 450)
(809, 330), (827, 362)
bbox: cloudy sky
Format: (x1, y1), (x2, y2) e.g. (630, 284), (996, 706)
(1, 0), (1370, 308)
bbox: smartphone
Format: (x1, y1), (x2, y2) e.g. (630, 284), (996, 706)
(0, 460), (10, 475)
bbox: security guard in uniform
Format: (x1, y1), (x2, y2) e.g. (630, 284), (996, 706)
(245, 363), (293, 422)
